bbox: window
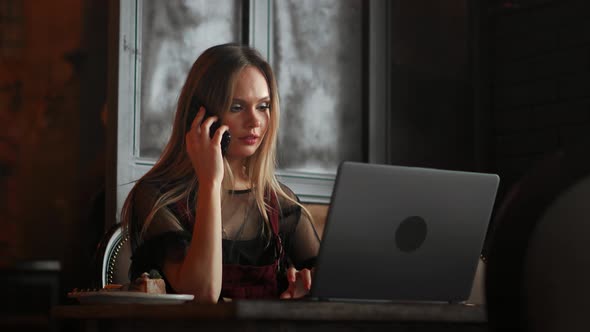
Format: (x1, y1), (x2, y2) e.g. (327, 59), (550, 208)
(138, 0), (243, 159)
(114, 0), (389, 218)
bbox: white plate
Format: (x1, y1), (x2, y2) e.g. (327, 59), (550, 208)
(68, 291), (194, 305)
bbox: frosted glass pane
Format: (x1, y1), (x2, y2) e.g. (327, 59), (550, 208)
(139, 0), (242, 159)
(273, 0), (363, 173)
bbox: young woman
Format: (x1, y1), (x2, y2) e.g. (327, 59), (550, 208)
(121, 43), (320, 303)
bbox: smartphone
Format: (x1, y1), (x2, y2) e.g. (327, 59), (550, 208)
(188, 97), (231, 155)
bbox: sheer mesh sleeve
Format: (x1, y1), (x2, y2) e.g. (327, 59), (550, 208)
(128, 182), (192, 281)
(278, 184), (321, 270)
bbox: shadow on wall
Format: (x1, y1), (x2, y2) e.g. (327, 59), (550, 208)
(485, 140), (590, 331)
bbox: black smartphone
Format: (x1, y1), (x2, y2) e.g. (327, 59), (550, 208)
(188, 97), (231, 155)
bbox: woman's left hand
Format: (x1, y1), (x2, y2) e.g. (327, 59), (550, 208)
(280, 267), (313, 299)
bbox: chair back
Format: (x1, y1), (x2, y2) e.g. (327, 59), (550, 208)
(95, 223), (132, 287)
(485, 143), (590, 331)
(522, 174), (590, 332)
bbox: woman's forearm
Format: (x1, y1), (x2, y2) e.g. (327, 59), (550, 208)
(166, 182), (223, 302)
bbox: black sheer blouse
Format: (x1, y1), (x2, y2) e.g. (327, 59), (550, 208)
(127, 182), (321, 292)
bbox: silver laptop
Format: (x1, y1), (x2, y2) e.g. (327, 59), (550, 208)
(311, 161), (499, 303)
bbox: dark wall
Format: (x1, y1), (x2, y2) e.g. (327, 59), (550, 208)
(489, 0), (590, 194)
(0, 0), (108, 294)
(387, 0), (590, 199)
(388, 1), (482, 172)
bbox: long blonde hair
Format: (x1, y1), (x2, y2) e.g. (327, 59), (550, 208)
(121, 43), (312, 245)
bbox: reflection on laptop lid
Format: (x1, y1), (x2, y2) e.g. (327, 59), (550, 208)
(311, 161), (499, 303)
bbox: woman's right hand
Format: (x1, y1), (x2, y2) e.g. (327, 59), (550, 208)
(185, 107), (229, 187)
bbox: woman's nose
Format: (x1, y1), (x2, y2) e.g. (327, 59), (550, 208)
(247, 108), (261, 128)
(248, 119), (261, 128)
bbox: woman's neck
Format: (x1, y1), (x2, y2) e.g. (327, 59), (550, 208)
(226, 157), (251, 190)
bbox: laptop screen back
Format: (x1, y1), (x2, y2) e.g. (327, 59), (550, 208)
(311, 162), (499, 302)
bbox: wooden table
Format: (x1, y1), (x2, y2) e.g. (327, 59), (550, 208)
(53, 300), (487, 332)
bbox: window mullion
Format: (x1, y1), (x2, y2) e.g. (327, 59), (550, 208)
(368, 0), (390, 164)
(248, 0), (270, 60)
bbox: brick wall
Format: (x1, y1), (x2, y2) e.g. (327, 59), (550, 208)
(490, 0), (590, 192)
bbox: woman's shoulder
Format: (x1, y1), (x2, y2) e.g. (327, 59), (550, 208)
(131, 180), (184, 219)
(277, 182), (300, 202)
(275, 182), (303, 217)
(132, 180), (164, 204)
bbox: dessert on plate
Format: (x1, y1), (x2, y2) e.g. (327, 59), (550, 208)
(103, 269), (166, 294)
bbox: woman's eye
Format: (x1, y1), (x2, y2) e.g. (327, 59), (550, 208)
(258, 103), (270, 111)
(230, 104), (243, 112)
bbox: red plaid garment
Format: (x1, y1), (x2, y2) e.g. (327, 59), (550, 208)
(220, 191), (283, 299)
(174, 191), (284, 299)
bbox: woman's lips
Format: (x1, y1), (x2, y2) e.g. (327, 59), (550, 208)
(239, 135), (259, 145)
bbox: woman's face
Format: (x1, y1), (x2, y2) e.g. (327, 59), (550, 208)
(222, 66), (271, 161)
